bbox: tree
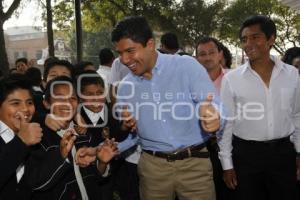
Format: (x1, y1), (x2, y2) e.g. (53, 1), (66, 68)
(219, 0), (300, 55)
(46, 0), (54, 57)
(0, 0), (22, 75)
(171, 0), (225, 48)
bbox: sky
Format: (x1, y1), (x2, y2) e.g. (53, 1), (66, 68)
(3, 0), (43, 30)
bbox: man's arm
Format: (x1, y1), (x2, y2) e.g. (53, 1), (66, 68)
(218, 76), (237, 189)
(184, 57), (224, 134)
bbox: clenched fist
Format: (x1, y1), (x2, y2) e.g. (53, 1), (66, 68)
(60, 129), (76, 159)
(200, 94), (220, 133)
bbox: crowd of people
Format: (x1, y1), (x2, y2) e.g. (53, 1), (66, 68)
(1, 14), (300, 200)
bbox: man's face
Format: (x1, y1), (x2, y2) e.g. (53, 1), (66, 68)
(115, 38), (155, 77)
(47, 84), (78, 121)
(46, 65), (71, 83)
(0, 89), (35, 133)
(81, 84), (105, 113)
(196, 41), (222, 71)
(16, 61), (29, 74)
(240, 24), (275, 62)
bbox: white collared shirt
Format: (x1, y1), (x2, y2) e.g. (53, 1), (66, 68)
(83, 106), (104, 126)
(218, 55), (300, 170)
(0, 121), (24, 183)
(97, 65), (112, 85)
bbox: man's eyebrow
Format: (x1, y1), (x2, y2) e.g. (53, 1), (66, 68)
(116, 47), (136, 54)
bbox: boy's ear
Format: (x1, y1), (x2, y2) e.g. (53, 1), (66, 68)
(43, 100), (51, 110)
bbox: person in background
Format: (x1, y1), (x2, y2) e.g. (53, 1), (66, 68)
(196, 36), (234, 200)
(219, 43), (232, 69)
(97, 48), (115, 86)
(15, 58), (29, 74)
(74, 61), (97, 77)
(196, 37), (227, 95)
(160, 32), (180, 54)
(25, 67), (43, 113)
(282, 47), (300, 74)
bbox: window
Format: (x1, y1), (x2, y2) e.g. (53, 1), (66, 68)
(22, 51), (27, 58)
(36, 50), (43, 60)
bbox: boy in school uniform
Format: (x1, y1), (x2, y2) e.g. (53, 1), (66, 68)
(0, 74), (43, 199)
(76, 70), (132, 199)
(30, 76), (119, 200)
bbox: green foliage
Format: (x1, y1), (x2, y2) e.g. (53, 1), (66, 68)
(172, 0), (225, 47)
(49, 0), (300, 56)
(219, 0), (300, 54)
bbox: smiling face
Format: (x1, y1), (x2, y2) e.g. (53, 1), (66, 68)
(46, 84), (78, 121)
(81, 83), (106, 113)
(0, 89), (35, 133)
(115, 38), (156, 78)
(240, 24), (275, 62)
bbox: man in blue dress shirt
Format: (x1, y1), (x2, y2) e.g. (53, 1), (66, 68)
(112, 16), (224, 200)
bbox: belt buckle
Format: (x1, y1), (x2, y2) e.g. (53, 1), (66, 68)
(166, 150), (179, 162)
(166, 154), (175, 162)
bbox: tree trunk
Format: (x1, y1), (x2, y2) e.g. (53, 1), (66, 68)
(46, 0), (54, 57)
(0, 21), (9, 76)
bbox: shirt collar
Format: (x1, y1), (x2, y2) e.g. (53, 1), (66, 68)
(0, 121), (15, 143)
(134, 51), (162, 81)
(83, 106), (104, 124)
(241, 55), (287, 75)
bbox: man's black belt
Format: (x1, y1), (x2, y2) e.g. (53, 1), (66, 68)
(143, 142), (209, 162)
(233, 135), (291, 147)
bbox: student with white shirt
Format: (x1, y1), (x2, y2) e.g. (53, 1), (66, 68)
(0, 74), (43, 199)
(77, 70), (132, 200)
(218, 15), (300, 200)
(30, 76), (118, 200)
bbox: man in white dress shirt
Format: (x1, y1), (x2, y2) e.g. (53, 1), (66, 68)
(218, 15), (300, 200)
(97, 48), (115, 86)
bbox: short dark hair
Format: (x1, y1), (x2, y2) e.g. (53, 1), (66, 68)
(78, 70), (105, 93)
(0, 74), (33, 106)
(74, 61), (95, 77)
(196, 37), (222, 55)
(43, 59), (73, 81)
(44, 57), (59, 68)
(111, 16), (153, 46)
(15, 57), (28, 65)
(282, 47), (300, 65)
(25, 67), (42, 86)
(160, 33), (179, 50)
(239, 15), (276, 40)
(75, 61), (94, 71)
(99, 48), (114, 65)
(44, 76), (76, 103)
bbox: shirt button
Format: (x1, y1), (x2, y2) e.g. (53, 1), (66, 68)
(162, 119), (166, 122)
